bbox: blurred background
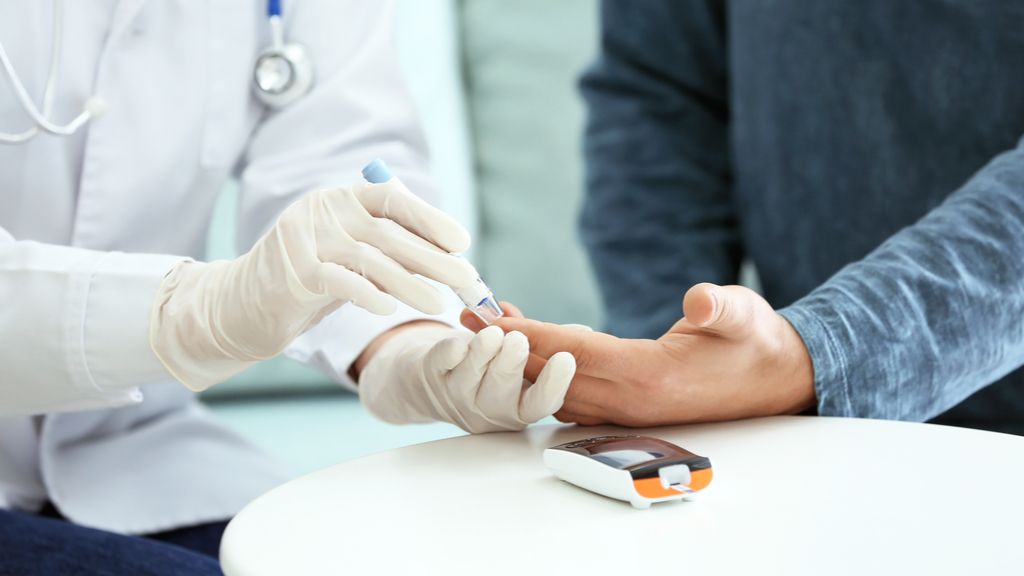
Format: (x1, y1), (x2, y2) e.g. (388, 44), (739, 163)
(201, 0), (602, 476)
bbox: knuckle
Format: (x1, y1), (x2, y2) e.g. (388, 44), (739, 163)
(565, 332), (589, 364)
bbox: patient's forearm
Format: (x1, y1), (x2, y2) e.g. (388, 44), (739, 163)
(779, 138), (1024, 421)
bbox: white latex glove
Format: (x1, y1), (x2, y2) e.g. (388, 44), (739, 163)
(150, 181), (478, 391)
(358, 325), (578, 433)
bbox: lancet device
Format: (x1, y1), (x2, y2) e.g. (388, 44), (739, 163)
(361, 159), (504, 324)
(544, 435), (714, 509)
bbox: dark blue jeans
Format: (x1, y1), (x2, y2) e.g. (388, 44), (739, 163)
(0, 504), (228, 575)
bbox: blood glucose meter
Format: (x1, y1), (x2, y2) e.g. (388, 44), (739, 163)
(544, 435), (713, 509)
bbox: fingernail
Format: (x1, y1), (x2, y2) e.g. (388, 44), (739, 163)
(704, 288), (719, 327)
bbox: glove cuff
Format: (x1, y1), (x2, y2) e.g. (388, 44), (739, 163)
(150, 260), (257, 391)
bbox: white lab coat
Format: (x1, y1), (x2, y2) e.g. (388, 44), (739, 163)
(0, 0), (448, 534)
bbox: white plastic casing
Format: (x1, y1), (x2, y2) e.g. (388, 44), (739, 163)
(543, 448), (692, 509)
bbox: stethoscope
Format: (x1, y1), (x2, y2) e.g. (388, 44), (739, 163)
(252, 0), (314, 109)
(0, 0), (314, 145)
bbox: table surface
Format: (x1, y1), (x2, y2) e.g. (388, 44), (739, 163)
(220, 416), (1024, 576)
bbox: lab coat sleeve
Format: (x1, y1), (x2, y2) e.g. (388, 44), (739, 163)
(235, 0), (460, 390)
(0, 228), (187, 416)
(778, 135), (1024, 422)
(579, 0), (739, 339)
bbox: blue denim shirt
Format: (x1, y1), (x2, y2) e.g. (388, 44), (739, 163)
(580, 0), (1024, 434)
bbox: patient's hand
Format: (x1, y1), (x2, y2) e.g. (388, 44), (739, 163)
(460, 284), (815, 427)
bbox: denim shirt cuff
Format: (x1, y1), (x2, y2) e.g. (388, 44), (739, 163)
(777, 305), (855, 417)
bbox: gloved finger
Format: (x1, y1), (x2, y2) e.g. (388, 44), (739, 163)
(308, 301), (345, 328)
(519, 351), (576, 423)
(353, 181), (472, 253)
(317, 263), (396, 316)
(348, 242), (444, 315)
(448, 323), (503, 407)
(523, 352), (547, 383)
(312, 206), (442, 313)
(364, 218), (479, 289)
(320, 189), (478, 290)
(423, 332), (478, 435)
(474, 331), (530, 428)
(424, 331), (474, 378)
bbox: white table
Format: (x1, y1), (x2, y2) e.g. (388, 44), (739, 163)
(220, 416), (1024, 575)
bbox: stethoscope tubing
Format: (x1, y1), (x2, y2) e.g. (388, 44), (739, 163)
(0, 0), (98, 143)
(0, 0), (304, 144)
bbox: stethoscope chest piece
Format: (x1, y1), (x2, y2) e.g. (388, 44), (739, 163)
(252, 42), (314, 109)
(252, 2), (314, 109)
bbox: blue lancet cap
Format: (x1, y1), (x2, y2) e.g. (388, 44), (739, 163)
(361, 159), (394, 184)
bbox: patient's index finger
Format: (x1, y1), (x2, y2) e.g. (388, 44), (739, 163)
(460, 308), (487, 332)
(493, 317), (623, 379)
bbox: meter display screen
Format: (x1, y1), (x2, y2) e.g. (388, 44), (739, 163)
(550, 435), (710, 479)
(591, 449), (666, 470)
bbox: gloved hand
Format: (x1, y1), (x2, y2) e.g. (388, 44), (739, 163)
(150, 181), (478, 391)
(358, 324), (577, 433)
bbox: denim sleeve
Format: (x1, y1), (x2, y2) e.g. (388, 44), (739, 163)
(779, 138), (1024, 421)
(580, 0), (740, 339)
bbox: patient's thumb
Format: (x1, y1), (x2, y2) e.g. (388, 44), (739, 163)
(683, 283), (758, 337)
